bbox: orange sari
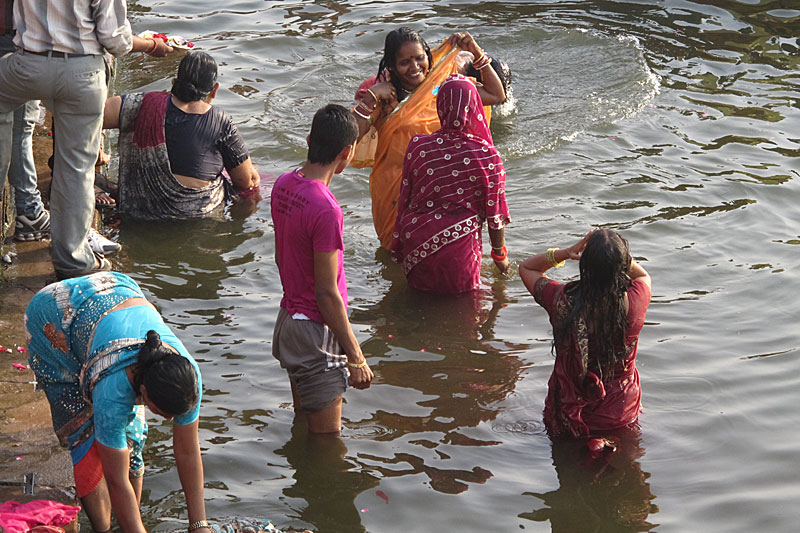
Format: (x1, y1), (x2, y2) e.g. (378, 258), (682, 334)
(352, 42), (491, 249)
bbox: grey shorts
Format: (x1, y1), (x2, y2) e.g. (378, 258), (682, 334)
(272, 307), (348, 413)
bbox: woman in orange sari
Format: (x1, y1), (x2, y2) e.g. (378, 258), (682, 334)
(351, 28), (506, 249)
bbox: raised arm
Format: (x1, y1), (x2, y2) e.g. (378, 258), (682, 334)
(352, 82), (396, 140)
(519, 230), (595, 295)
(629, 259), (652, 290)
(449, 32), (505, 105)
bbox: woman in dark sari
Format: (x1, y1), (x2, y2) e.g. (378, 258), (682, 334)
(519, 229), (652, 437)
(103, 51), (260, 220)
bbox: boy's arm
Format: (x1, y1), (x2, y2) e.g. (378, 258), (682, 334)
(313, 250), (373, 389)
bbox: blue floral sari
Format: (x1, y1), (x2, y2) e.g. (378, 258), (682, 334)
(24, 272), (147, 460)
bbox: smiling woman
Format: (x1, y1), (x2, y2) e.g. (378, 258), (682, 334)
(349, 27), (506, 249)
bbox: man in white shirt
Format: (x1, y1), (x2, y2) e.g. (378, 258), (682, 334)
(0, 0), (170, 279)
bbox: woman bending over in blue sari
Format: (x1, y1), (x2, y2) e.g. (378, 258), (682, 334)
(25, 272), (210, 533)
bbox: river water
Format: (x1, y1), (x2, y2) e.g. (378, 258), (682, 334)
(106, 1), (799, 531)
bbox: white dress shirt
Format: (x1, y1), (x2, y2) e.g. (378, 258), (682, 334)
(13, 0), (132, 56)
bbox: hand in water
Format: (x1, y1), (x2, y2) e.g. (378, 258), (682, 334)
(494, 256), (510, 274)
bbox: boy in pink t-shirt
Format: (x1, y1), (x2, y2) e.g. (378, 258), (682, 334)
(271, 104), (373, 434)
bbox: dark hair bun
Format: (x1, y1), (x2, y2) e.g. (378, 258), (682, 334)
(172, 51), (218, 102)
(145, 330), (161, 350)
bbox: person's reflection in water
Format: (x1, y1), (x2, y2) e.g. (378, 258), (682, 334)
(275, 423), (378, 533)
(348, 250), (526, 494)
(521, 426), (658, 531)
(114, 204), (263, 302)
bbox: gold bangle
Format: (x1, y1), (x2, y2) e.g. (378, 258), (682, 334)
(366, 88), (379, 106)
(546, 248), (565, 268)
(347, 360), (367, 369)
(188, 520), (210, 531)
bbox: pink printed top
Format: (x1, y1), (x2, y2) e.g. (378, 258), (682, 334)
(271, 169), (347, 323)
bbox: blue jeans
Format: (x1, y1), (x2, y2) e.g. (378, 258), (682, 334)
(0, 51), (106, 276)
(9, 100), (45, 219)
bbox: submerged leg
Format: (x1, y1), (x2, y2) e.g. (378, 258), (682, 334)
(306, 395), (343, 435)
(80, 477), (113, 532)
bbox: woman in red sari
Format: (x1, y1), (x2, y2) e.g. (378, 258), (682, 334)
(391, 74), (511, 294)
(519, 229), (652, 437)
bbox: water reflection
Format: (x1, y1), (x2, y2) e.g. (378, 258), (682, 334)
(276, 424), (378, 533)
(348, 254), (526, 493)
(521, 427), (658, 532)
(117, 211), (263, 302)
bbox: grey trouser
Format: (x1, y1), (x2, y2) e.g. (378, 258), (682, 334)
(272, 307), (349, 413)
(0, 51), (106, 276)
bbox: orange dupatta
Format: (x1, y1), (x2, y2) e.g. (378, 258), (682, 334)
(352, 41), (491, 249)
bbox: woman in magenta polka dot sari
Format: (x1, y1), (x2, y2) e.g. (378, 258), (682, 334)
(391, 74), (511, 293)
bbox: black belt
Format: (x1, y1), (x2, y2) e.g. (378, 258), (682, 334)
(23, 49), (92, 58)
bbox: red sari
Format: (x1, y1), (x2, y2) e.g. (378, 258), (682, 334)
(534, 277), (651, 436)
(391, 74), (510, 293)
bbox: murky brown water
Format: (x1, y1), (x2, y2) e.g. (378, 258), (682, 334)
(102, 1), (800, 531)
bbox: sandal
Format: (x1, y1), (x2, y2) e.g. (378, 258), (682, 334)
(95, 187), (116, 209)
(94, 172), (119, 195)
(90, 251), (113, 274)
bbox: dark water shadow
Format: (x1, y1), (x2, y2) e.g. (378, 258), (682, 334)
(111, 208), (263, 303)
(274, 423), (379, 533)
(347, 250), (528, 494)
(521, 427), (658, 532)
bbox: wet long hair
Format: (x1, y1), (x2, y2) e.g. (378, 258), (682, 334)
(464, 56), (512, 103)
(556, 229), (633, 379)
(132, 330), (198, 418)
(172, 51), (218, 102)
(377, 27), (433, 102)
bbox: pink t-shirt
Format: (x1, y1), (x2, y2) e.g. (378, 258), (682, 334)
(271, 169), (347, 323)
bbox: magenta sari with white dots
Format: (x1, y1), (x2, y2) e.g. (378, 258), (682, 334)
(391, 74), (510, 293)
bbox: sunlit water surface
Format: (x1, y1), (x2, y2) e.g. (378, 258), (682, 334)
(103, 1), (799, 531)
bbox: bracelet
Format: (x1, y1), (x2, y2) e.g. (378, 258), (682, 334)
(188, 520), (210, 531)
(473, 53), (491, 70)
(490, 245), (507, 262)
(352, 105), (370, 120)
(366, 88), (379, 106)
(356, 101), (374, 114)
(546, 248), (565, 268)
(146, 38), (158, 55)
(347, 360), (367, 369)
(477, 57), (493, 71)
